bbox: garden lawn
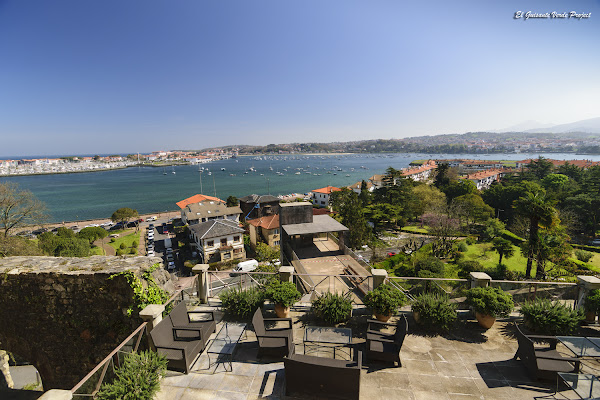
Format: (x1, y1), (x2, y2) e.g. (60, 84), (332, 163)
(577, 253), (600, 273)
(108, 230), (140, 251)
(401, 226), (429, 234)
(90, 246), (104, 255)
(461, 241), (528, 274)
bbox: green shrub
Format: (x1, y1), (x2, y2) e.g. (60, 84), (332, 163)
(364, 284), (406, 316)
(129, 247), (138, 255)
(414, 256), (444, 276)
(265, 281), (301, 307)
(585, 289), (600, 313)
(465, 236), (476, 245)
(575, 249), (594, 263)
(457, 260), (484, 279)
(96, 351), (167, 400)
(219, 287), (265, 319)
(110, 238), (115, 243)
(119, 243), (127, 250)
(411, 293), (457, 332)
(457, 241), (468, 252)
(465, 287), (513, 317)
(520, 298), (584, 335)
(116, 249), (124, 256)
(312, 292), (353, 324)
(132, 240), (139, 248)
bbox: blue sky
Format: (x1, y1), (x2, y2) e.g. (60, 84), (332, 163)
(0, 0), (598, 156)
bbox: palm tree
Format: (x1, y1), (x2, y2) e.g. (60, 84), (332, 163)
(491, 237), (514, 265)
(514, 190), (557, 278)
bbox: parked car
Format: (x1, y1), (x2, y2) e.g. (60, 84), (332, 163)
(147, 216), (157, 221)
(230, 259), (258, 276)
(166, 254), (174, 262)
(32, 228), (48, 235)
(148, 233), (154, 240)
(148, 250), (155, 257)
(167, 261), (176, 270)
(166, 248), (173, 254)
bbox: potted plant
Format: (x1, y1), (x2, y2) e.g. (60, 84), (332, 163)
(411, 292), (457, 332)
(364, 285), (406, 322)
(266, 281), (301, 318)
(465, 286), (514, 329)
(584, 289), (600, 323)
(520, 298), (584, 335)
(312, 292), (353, 324)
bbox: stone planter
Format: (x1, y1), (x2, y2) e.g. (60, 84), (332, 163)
(475, 312), (496, 329)
(413, 311), (421, 324)
(374, 312), (392, 322)
(275, 303), (290, 318)
(585, 311), (596, 323)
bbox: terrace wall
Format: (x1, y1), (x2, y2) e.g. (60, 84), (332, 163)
(0, 256), (174, 390)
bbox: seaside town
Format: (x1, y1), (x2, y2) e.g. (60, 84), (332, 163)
(3, 1), (600, 399)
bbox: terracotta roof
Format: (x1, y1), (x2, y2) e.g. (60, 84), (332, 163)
(176, 194), (225, 209)
(519, 159), (600, 169)
(312, 186), (341, 194)
(247, 214), (280, 230)
(465, 169), (504, 180)
(401, 160), (437, 177)
(348, 181), (373, 190)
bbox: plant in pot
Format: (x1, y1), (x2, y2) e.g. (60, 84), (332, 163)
(584, 289), (600, 323)
(465, 286), (514, 329)
(266, 281), (301, 318)
(411, 292), (457, 332)
(364, 284), (406, 322)
(520, 298), (584, 335)
(312, 292), (353, 324)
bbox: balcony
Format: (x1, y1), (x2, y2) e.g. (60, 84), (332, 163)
(44, 272), (600, 400)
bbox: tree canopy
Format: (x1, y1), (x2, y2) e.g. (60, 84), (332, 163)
(0, 182), (48, 237)
(111, 207), (139, 224)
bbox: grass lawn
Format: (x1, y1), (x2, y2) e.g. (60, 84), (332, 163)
(108, 230), (140, 251)
(90, 246), (105, 255)
(578, 253), (600, 273)
(401, 226), (429, 234)
(460, 241), (529, 274)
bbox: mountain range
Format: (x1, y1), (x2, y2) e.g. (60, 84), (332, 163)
(497, 116), (600, 134)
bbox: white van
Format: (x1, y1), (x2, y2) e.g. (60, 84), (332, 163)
(231, 259), (258, 276)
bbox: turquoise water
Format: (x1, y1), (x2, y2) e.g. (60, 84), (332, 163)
(2, 152), (598, 223)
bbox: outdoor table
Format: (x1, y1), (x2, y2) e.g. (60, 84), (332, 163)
(303, 326), (353, 360)
(559, 373), (600, 400)
(557, 336), (600, 358)
(206, 322), (247, 372)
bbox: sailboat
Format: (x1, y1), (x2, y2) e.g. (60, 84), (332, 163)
(163, 167), (167, 175)
(171, 166), (176, 174)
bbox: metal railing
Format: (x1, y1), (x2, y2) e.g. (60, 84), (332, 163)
(490, 280), (578, 307)
(388, 276), (470, 306)
(294, 273), (372, 304)
(327, 232), (373, 272)
(207, 270), (278, 298)
(71, 322), (148, 398)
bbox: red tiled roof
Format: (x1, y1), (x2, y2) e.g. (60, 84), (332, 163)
(247, 214), (279, 230)
(465, 169), (504, 180)
(401, 160), (437, 177)
(312, 186), (341, 194)
(176, 194), (225, 209)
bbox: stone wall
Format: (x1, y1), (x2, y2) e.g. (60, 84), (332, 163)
(0, 256), (174, 390)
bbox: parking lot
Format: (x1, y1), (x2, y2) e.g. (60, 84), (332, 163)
(141, 217), (183, 276)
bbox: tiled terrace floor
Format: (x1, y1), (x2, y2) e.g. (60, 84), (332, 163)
(155, 308), (598, 400)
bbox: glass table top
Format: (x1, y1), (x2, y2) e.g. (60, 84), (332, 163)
(559, 373), (600, 399)
(206, 322), (247, 356)
(557, 336), (600, 358)
(304, 326), (352, 345)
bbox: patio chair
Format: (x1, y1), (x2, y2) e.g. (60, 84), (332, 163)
(284, 351), (362, 400)
(149, 316), (205, 374)
(513, 323), (580, 380)
(252, 308), (295, 358)
(168, 301), (216, 349)
(365, 314), (408, 367)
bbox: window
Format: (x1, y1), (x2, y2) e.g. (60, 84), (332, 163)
(206, 240), (214, 247)
(273, 229), (279, 235)
(234, 236), (240, 242)
(221, 238), (227, 246)
(274, 240), (280, 246)
(321, 201), (325, 205)
(234, 248), (242, 254)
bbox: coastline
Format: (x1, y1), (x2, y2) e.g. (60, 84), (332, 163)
(0, 162), (191, 178)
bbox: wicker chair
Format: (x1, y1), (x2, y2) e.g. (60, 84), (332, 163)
(149, 316), (205, 374)
(365, 314), (408, 367)
(168, 301), (216, 342)
(513, 323), (580, 380)
(252, 308), (295, 358)
(284, 351), (362, 400)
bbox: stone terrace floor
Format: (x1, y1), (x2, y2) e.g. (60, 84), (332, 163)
(155, 306), (600, 400)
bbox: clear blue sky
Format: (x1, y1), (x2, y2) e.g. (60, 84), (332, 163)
(0, 0), (598, 156)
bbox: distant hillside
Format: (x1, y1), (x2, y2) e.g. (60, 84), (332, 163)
(526, 117), (600, 134)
